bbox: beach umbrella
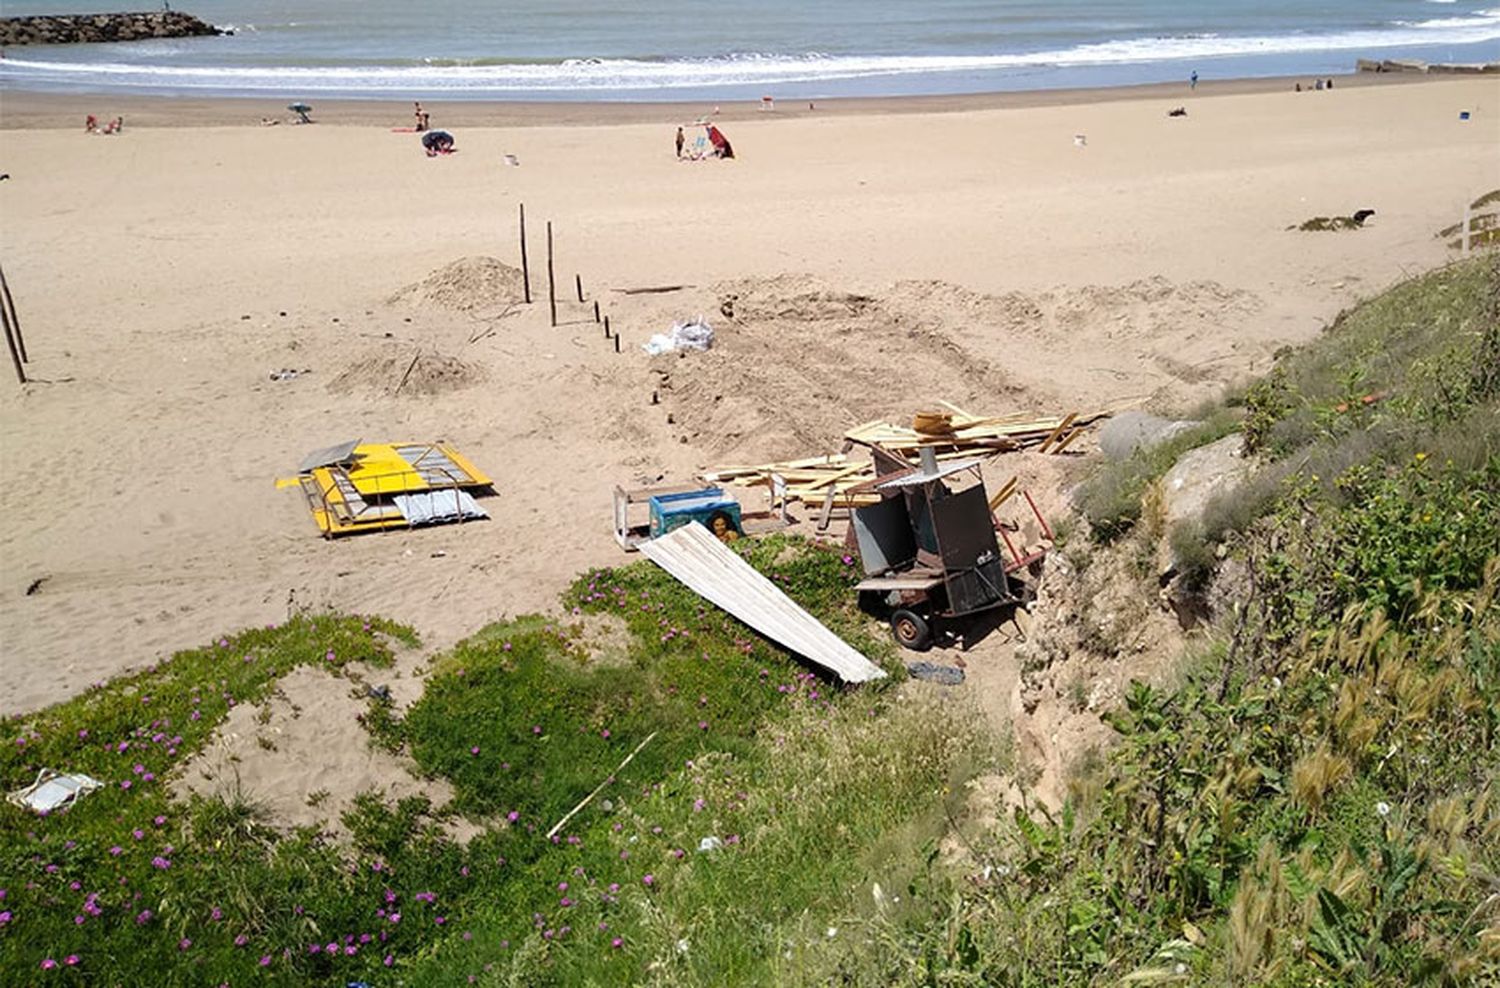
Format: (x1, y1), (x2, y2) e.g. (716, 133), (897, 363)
(287, 102), (313, 123)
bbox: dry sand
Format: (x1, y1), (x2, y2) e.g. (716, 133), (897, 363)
(1, 75), (1497, 721)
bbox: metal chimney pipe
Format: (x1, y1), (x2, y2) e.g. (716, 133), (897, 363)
(919, 447), (938, 474)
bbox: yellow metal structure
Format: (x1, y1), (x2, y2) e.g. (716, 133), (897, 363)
(286, 442), (492, 537)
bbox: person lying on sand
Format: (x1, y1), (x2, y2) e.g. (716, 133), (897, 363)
(260, 116), (281, 126)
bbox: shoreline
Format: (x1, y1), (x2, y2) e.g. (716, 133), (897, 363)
(0, 69), (1459, 129)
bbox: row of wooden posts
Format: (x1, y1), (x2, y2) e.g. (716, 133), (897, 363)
(1, 263), (28, 385)
(1, 202), (619, 388)
(518, 203), (621, 352)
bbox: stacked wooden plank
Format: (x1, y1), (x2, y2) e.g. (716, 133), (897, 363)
(844, 401), (1091, 454)
(700, 402), (1099, 514)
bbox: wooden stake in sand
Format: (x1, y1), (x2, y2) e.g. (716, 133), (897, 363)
(518, 204), (531, 304)
(394, 350), (421, 395)
(0, 262), (28, 365)
(546, 221), (557, 327)
(545, 731), (657, 840)
(604, 314), (611, 339)
(2, 304), (25, 385)
(594, 300), (601, 323)
(575, 273), (584, 303)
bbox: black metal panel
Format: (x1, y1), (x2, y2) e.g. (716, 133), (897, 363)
(947, 557), (1011, 615)
(931, 485), (1001, 569)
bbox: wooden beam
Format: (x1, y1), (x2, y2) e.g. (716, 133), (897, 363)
(1036, 412), (1077, 454)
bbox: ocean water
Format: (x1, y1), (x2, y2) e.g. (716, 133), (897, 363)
(2, 0), (1498, 100)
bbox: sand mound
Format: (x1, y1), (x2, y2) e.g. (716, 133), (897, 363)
(388, 256), (526, 312)
(718, 274), (876, 322)
(652, 275), (1023, 463)
(328, 347), (486, 396)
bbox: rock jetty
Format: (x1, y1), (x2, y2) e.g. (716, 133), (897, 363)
(0, 11), (224, 46)
(1356, 57), (1499, 75)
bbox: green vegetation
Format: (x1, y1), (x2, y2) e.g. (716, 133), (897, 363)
(1073, 408), (1240, 541)
(0, 537), (999, 985)
(831, 256), (1500, 985)
(1438, 188), (1500, 251)
(1292, 216), (1366, 232)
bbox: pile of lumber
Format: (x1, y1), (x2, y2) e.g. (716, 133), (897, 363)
(845, 401), (1091, 454)
(701, 402), (1099, 513)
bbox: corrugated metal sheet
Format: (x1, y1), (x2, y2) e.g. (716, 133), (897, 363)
(639, 524), (887, 684)
(392, 490), (488, 526)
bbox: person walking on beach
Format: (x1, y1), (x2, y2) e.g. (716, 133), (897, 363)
(414, 101), (429, 132)
(675, 126), (685, 158)
(1190, 70), (1198, 89)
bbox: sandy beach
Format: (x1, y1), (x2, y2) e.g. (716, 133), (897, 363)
(1, 74), (1496, 715)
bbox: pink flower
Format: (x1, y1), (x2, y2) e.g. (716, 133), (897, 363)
(532, 725), (542, 735)
(40, 958), (57, 970)
(178, 938), (192, 951)
(109, 846), (122, 857)
(601, 729), (611, 739)
(612, 937), (623, 949)
(64, 955), (79, 966)
(259, 955), (272, 966)
(698, 721), (709, 731)
(506, 811), (519, 823)
(642, 874), (655, 887)
(469, 746), (480, 756)
(384, 955), (394, 967)
(234, 934), (248, 947)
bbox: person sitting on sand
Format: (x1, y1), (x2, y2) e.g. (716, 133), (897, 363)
(102, 117), (123, 135)
(421, 130), (456, 156)
(85, 114), (98, 133)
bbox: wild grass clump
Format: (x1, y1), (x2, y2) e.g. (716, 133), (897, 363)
(1075, 408), (1240, 541)
(1292, 215), (1364, 232)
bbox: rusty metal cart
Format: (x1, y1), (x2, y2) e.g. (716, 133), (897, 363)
(850, 448), (1028, 651)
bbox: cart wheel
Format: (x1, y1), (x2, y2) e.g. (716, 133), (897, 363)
(890, 609), (933, 652)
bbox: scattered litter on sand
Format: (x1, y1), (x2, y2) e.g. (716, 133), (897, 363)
(642, 316), (713, 355)
(905, 661), (965, 685)
(8, 769), (103, 813)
